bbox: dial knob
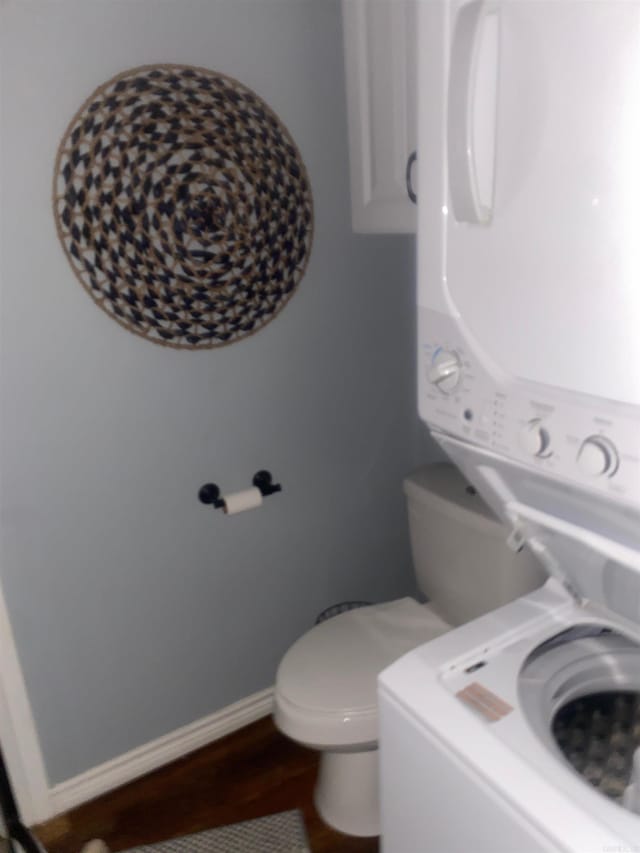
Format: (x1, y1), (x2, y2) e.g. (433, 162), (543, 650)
(577, 435), (619, 478)
(428, 349), (462, 394)
(519, 418), (551, 457)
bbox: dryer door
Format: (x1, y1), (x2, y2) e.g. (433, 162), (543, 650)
(419, 0), (640, 406)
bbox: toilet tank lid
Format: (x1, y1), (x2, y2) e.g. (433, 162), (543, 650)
(403, 462), (497, 525)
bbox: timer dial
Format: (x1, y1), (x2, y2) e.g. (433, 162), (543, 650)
(577, 435), (619, 478)
(519, 419), (551, 458)
(428, 349), (462, 394)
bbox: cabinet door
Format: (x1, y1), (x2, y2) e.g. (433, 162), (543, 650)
(342, 0), (417, 233)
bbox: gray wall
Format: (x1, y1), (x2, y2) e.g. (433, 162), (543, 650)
(0, 0), (437, 785)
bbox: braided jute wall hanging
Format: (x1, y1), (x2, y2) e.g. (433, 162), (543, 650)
(53, 64), (314, 349)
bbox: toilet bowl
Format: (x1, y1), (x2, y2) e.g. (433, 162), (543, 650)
(273, 463), (547, 837)
(275, 597), (450, 836)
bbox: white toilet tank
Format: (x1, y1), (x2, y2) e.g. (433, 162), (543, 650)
(405, 463), (546, 626)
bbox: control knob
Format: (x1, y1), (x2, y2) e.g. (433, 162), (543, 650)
(577, 435), (619, 478)
(519, 418), (551, 458)
(428, 349), (462, 394)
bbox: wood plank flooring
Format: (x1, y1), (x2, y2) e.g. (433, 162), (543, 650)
(34, 716), (379, 853)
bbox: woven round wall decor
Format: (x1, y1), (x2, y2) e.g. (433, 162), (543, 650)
(53, 64), (313, 348)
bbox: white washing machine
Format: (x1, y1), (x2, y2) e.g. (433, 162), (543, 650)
(379, 0), (640, 849)
(379, 578), (640, 852)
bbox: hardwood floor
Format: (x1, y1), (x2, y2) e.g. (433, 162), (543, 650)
(34, 716), (379, 853)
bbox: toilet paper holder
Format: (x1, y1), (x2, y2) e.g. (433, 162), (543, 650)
(198, 470), (282, 510)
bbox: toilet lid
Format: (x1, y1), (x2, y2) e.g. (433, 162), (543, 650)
(276, 597), (450, 715)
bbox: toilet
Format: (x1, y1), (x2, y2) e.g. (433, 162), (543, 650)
(273, 463), (546, 837)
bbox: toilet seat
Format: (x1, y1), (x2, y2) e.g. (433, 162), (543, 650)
(274, 597), (450, 749)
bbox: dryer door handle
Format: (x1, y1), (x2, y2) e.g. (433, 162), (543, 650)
(447, 0), (500, 224)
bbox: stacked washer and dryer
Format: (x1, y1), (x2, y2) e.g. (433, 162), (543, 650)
(379, 1), (640, 851)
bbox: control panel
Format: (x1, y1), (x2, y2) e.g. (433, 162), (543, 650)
(419, 309), (640, 505)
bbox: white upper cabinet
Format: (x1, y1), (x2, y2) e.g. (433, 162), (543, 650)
(342, 0), (417, 233)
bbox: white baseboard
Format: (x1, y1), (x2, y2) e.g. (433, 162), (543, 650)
(48, 687), (274, 818)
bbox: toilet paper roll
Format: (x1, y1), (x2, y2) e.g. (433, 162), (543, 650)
(223, 487), (263, 515)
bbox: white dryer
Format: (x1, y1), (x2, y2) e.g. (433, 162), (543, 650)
(379, 0), (640, 849)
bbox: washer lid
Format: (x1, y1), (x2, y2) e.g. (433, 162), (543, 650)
(276, 598), (450, 715)
(438, 433), (640, 625)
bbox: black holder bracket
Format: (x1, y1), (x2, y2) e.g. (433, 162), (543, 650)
(199, 470), (282, 510)
(198, 483), (225, 509)
(252, 469), (282, 498)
